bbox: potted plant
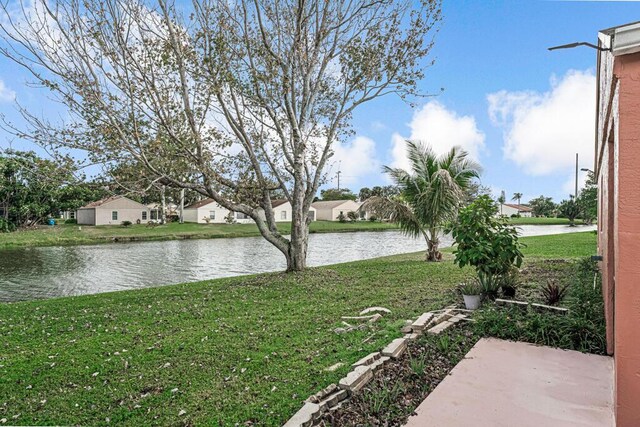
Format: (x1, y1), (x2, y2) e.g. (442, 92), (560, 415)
(459, 281), (482, 310)
(500, 267), (520, 298)
(477, 273), (500, 301)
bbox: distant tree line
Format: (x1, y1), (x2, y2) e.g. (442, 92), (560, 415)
(0, 150), (107, 231)
(501, 172), (597, 226)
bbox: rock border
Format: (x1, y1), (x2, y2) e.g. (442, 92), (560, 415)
(495, 298), (570, 315)
(282, 307), (469, 426)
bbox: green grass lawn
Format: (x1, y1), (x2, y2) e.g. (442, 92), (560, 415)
(0, 232), (596, 426)
(517, 231), (597, 258)
(0, 220), (399, 250)
(507, 217), (589, 225)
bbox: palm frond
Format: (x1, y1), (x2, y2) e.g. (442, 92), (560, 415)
(361, 196), (423, 238)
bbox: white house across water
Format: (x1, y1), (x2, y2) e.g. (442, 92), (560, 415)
(183, 199), (316, 224)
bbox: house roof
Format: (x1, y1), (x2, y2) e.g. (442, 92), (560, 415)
(599, 21), (640, 56)
(80, 195), (124, 209)
(271, 199), (289, 208)
(185, 198), (216, 210)
(185, 198), (290, 210)
(503, 203), (533, 212)
(312, 200), (359, 209)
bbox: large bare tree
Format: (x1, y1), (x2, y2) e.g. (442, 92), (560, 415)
(0, 0), (441, 271)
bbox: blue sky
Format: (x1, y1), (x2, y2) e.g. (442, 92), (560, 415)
(334, 0), (640, 202)
(1, 1), (639, 203)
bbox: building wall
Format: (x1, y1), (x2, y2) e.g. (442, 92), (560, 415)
(185, 202), (314, 224)
(314, 207), (334, 221)
(499, 205), (518, 216)
(95, 208), (149, 225)
(79, 198), (169, 225)
(77, 208), (96, 225)
(597, 48), (640, 426)
(316, 200), (362, 221)
(185, 203), (235, 224)
(182, 208), (199, 223)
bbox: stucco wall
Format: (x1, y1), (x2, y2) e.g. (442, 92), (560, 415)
(185, 202), (313, 224)
(95, 208), (148, 225)
(597, 47), (640, 426)
(76, 208), (96, 225)
(612, 53), (640, 427)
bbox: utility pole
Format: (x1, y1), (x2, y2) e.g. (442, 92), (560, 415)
(336, 170), (341, 190)
(575, 153), (579, 199)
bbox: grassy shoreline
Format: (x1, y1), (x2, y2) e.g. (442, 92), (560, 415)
(0, 217), (589, 250)
(0, 221), (400, 250)
(0, 232), (596, 426)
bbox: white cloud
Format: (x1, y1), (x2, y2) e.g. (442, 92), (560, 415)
(488, 69), (596, 176)
(0, 79), (15, 102)
(561, 172), (589, 199)
(330, 136), (380, 186)
(390, 101), (485, 170)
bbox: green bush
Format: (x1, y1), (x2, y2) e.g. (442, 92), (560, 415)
(451, 195), (524, 278)
(64, 218), (77, 224)
(346, 211), (358, 222)
(337, 212), (347, 223)
(0, 218), (15, 233)
(121, 220), (133, 227)
(474, 258), (606, 354)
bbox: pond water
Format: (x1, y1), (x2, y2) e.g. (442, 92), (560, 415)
(0, 225), (595, 302)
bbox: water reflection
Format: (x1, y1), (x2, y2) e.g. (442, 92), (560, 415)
(0, 225), (595, 302)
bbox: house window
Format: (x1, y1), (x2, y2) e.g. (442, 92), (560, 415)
(236, 212), (248, 220)
(209, 210), (216, 220)
(281, 211), (287, 220)
(142, 211), (148, 220)
(69, 211), (76, 219)
(150, 210), (158, 220)
(112, 211), (118, 221)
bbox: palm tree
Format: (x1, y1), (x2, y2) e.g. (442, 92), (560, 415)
(512, 192), (523, 206)
(362, 141), (481, 261)
(497, 191), (505, 216)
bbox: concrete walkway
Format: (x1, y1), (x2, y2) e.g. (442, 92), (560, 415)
(405, 338), (614, 427)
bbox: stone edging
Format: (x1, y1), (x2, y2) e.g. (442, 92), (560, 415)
(495, 298), (569, 315)
(282, 308), (470, 427)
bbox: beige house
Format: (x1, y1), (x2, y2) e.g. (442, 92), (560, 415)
(77, 196), (149, 226)
(498, 203), (533, 218)
(183, 199), (315, 224)
(311, 200), (364, 221)
(146, 203), (179, 221)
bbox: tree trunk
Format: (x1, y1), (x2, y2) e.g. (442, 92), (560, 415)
(425, 228), (442, 262)
(160, 185), (167, 224)
(286, 197), (309, 272)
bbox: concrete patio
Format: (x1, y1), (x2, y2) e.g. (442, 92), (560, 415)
(405, 338), (614, 427)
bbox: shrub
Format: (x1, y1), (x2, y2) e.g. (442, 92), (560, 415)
(541, 280), (569, 306)
(368, 215), (378, 222)
(558, 198), (581, 226)
(64, 218), (77, 224)
(477, 273), (500, 300)
(0, 218), (15, 233)
(225, 212), (236, 224)
(459, 281), (481, 296)
(337, 212), (347, 223)
(474, 258), (606, 354)
(121, 220), (132, 227)
(451, 195), (524, 278)
(499, 267), (519, 297)
(346, 211), (358, 222)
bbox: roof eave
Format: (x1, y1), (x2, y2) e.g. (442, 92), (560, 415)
(600, 21), (640, 57)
